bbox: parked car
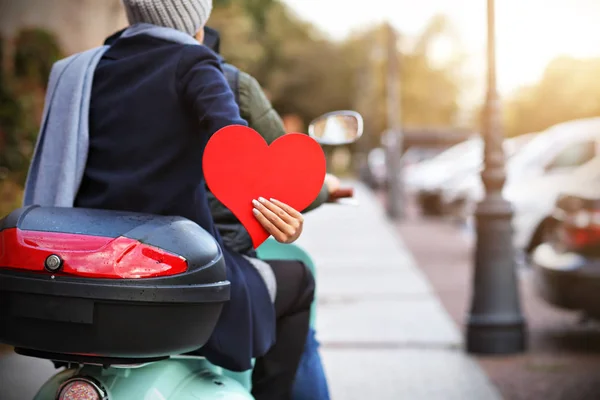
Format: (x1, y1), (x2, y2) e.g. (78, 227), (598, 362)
(408, 134), (527, 216)
(400, 146), (447, 178)
(441, 118), (600, 255)
(438, 131), (540, 218)
(368, 145), (447, 191)
(366, 147), (387, 189)
(531, 160), (600, 319)
(503, 131), (539, 157)
(508, 119), (600, 255)
(406, 137), (482, 215)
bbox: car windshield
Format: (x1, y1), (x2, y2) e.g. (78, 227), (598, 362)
(428, 136), (520, 167)
(572, 156), (600, 181)
(504, 133), (538, 158)
(506, 133), (557, 173)
(507, 118), (600, 173)
(558, 156), (600, 197)
(428, 138), (482, 164)
(401, 147), (445, 163)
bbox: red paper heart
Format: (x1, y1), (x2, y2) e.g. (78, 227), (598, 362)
(203, 125), (326, 248)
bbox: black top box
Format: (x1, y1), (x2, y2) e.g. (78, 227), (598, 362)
(0, 206), (230, 364)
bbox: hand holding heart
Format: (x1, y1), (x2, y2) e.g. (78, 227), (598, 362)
(251, 197), (304, 244)
(203, 125), (326, 248)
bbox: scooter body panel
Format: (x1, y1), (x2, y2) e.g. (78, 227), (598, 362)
(34, 358), (253, 399)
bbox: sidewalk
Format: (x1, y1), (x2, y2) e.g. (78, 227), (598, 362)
(297, 182), (502, 400)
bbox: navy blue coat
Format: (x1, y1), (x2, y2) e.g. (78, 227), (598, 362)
(75, 33), (275, 371)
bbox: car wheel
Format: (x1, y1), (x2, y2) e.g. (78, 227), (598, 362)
(419, 193), (443, 216)
(526, 217), (557, 255)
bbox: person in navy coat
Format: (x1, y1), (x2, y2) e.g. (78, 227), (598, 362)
(74, 1), (315, 399)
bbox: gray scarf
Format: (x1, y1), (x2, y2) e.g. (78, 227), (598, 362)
(23, 23), (200, 208)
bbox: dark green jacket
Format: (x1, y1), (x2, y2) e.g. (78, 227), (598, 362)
(207, 66), (328, 256)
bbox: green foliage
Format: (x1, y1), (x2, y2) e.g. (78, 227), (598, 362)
(346, 20), (463, 150)
(210, 0), (351, 123)
(0, 74), (29, 215)
(0, 180), (23, 218)
(212, 4), (462, 139)
(214, 0), (276, 36)
(1, 28), (61, 216)
(262, 5), (354, 123)
(209, 2), (266, 73)
(14, 28), (63, 87)
(0, 72), (29, 181)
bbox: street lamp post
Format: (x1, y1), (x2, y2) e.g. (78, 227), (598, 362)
(384, 22), (404, 220)
(466, 0), (527, 354)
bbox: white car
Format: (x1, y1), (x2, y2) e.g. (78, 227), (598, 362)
(510, 155), (600, 252)
(405, 136), (482, 194)
(446, 117), (600, 253)
(367, 147), (387, 188)
(371, 146), (447, 192)
(408, 135), (528, 215)
(438, 132), (539, 218)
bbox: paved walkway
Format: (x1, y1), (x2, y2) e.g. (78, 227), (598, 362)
(297, 182), (502, 399)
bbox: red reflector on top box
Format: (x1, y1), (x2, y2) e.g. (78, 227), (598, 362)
(0, 228), (187, 279)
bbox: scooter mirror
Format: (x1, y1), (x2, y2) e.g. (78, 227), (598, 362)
(308, 110), (364, 145)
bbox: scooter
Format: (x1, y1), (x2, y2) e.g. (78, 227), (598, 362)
(0, 110), (363, 400)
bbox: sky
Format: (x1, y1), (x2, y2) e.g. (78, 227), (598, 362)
(282, 0), (600, 105)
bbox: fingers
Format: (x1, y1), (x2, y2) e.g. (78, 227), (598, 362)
(253, 208), (290, 242)
(269, 198), (304, 222)
(252, 197), (303, 243)
(252, 198), (296, 240)
(325, 174), (341, 193)
(257, 197), (297, 225)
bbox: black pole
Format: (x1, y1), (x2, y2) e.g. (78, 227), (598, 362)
(466, 0), (527, 354)
(355, 62), (369, 176)
(384, 23), (404, 220)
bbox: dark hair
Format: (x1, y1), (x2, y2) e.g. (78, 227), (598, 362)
(203, 26), (220, 54)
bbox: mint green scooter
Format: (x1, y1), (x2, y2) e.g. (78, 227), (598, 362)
(0, 110), (362, 400)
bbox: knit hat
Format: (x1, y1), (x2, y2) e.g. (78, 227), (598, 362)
(121, 0), (213, 36)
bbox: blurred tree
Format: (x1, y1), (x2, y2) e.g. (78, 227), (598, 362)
(504, 56), (600, 137)
(214, 0), (275, 33)
(348, 17), (463, 152)
(211, 0), (355, 124)
(242, 0), (276, 34)
(404, 14), (462, 127)
(14, 28), (63, 89)
(0, 28), (63, 216)
(211, 5), (461, 147)
(0, 76), (16, 153)
(0, 67), (27, 180)
(208, 2), (266, 73)
(0, 70), (27, 216)
(211, 0), (277, 76)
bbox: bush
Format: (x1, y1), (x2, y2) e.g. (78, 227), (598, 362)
(0, 28), (63, 214)
(14, 28), (63, 87)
